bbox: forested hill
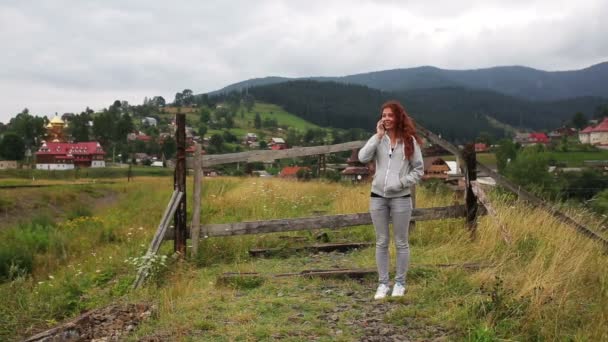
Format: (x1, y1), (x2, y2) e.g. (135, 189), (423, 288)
(211, 62), (608, 101)
(242, 80), (607, 143)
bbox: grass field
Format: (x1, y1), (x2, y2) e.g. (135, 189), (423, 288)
(0, 177), (607, 341)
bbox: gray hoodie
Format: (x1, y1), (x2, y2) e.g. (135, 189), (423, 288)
(358, 134), (424, 198)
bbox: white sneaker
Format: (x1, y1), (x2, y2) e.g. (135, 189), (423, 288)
(391, 283), (406, 297)
(374, 284), (391, 300)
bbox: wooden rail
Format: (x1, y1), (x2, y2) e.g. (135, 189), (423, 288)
(164, 205), (467, 240)
(201, 140), (366, 166)
(476, 163), (608, 250)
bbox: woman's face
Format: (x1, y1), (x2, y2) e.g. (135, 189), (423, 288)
(381, 107), (396, 130)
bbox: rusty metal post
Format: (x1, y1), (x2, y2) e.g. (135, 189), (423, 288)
(462, 143), (478, 238)
(174, 113), (187, 256)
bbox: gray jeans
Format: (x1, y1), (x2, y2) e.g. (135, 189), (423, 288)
(370, 196), (412, 285)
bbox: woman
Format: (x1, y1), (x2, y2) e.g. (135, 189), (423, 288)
(358, 100), (424, 299)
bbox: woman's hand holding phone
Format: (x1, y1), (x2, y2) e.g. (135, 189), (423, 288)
(376, 119), (386, 139)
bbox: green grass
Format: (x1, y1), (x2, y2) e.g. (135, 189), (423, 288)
(204, 102), (322, 141)
(542, 150), (608, 166)
(1, 177), (607, 341)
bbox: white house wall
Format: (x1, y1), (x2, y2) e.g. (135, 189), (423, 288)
(589, 132), (608, 145)
(36, 164), (75, 170)
(91, 161), (105, 168)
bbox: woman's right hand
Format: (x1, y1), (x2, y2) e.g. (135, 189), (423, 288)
(376, 119), (385, 140)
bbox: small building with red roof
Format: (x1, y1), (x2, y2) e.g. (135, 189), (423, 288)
(527, 132), (549, 145)
(279, 166), (310, 178)
(474, 143), (489, 152)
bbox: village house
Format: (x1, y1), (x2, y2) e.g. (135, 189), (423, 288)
(269, 137), (287, 150)
(0, 160), (18, 170)
(579, 117), (608, 148)
(514, 132), (549, 146)
(127, 131), (153, 143)
(548, 126), (577, 141)
(423, 157), (451, 180)
(474, 143), (489, 153)
(141, 117), (158, 127)
(341, 149), (370, 182)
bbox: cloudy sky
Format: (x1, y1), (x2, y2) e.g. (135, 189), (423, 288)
(1, 0), (607, 123)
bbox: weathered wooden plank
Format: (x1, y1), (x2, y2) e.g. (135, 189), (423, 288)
(463, 143), (478, 236)
(218, 263), (491, 281)
(133, 191), (183, 289)
(190, 143), (202, 258)
(174, 113), (187, 256)
(164, 205), (467, 240)
(248, 242), (373, 257)
(476, 162), (608, 250)
(416, 124), (462, 159)
(201, 140), (366, 166)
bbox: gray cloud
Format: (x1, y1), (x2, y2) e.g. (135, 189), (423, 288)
(0, 0), (607, 122)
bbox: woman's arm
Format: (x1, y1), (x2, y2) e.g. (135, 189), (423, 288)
(400, 138), (424, 187)
(358, 134), (381, 163)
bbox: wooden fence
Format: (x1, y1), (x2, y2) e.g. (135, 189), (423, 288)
(133, 113), (608, 287)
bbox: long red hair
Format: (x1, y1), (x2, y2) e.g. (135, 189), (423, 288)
(381, 100), (422, 159)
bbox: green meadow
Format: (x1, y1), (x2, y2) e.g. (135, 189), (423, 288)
(0, 177), (606, 341)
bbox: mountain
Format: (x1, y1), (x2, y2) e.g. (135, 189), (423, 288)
(237, 80), (607, 142)
(209, 62), (608, 101)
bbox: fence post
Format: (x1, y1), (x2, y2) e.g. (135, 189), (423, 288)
(462, 143), (478, 237)
(174, 113), (187, 256)
(191, 143), (202, 258)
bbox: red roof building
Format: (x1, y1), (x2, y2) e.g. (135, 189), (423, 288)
(35, 142), (106, 170)
(279, 166), (310, 178)
(527, 132), (549, 145)
(579, 118), (608, 146)
(474, 143), (489, 152)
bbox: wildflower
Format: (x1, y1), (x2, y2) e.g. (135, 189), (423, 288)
(96, 269), (101, 273)
(48, 275), (54, 280)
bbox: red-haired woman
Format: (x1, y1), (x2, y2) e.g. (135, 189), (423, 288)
(358, 100), (424, 299)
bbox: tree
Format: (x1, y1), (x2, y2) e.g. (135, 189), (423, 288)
(174, 92), (184, 106)
(209, 134), (224, 152)
(199, 107), (211, 123)
(495, 139), (518, 173)
(571, 112), (588, 129)
(69, 113), (91, 142)
(161, 138), (177, 159)
(151, 96), (166, 107)
(0, 132), (25, 160)
(181, 89), (194, 106)
(254, 112), (262, 129)
(8, 110), (45, 148)
(505, 148), (552, 193)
